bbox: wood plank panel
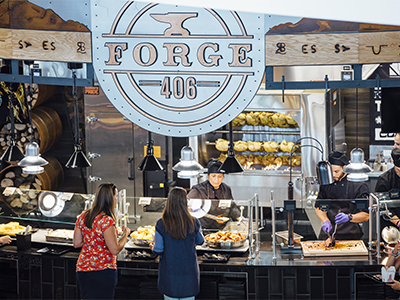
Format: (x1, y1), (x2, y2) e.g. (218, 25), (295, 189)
(359, 31), (400, 64)
(0, 29), (91, 63)
(0, 28), (12, 59)
(266, 33), (359, 66)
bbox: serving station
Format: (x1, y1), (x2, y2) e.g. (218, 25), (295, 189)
(0, 188), (395, 299)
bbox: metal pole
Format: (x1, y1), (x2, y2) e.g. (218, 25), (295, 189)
(271, 191), (277, 261)
(368, 193), (373, 251)
(248, 197), (254, 260)
(255, 193), (260, 257)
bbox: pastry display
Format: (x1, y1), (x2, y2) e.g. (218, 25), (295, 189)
(45, 229), (74, 243)
(0, 222), (27, 236)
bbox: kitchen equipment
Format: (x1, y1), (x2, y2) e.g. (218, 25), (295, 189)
(381, 226), (400, 244)
(16, 232), (32, 250)
(330, 223), (338, 247)
(275, 230), (303, 246)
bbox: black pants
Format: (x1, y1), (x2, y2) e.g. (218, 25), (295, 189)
(77, 268), (118, 300)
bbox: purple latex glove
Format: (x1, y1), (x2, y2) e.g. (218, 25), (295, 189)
(322, 220), (332, 233)
(335, 212), (350, 224)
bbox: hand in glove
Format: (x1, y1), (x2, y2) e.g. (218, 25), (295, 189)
(335, 212), (350, 224)
(322, 220), (332, 233)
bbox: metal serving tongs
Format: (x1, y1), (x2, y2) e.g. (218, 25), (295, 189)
(330, 223), (338, 247)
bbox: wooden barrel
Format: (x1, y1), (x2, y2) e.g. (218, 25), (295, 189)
(32, 106), (62, 154)
(40, 154), (64, 191)
(25, 84), (57, 108)
(0, 156), (64, 191)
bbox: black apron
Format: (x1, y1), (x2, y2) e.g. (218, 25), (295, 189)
(316, 175), (369, 240)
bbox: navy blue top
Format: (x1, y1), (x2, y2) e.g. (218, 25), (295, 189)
(153, 217), (204, 298)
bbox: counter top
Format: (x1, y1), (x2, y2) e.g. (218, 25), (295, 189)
(0, 240), (383, 267)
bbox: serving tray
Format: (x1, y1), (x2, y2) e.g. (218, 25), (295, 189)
(301, 240), (368, 257)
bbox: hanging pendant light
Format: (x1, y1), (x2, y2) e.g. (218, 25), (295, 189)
(18, 68), (48, 174)
(138, 131), (163, 171)
(342, 88), (372, 181)
(1, 91), (24, 162)
(65, 67), (91, 168)
(218, 121), (243, 174)
(18, 141), (48, 174)
(172, 145), (203, 178)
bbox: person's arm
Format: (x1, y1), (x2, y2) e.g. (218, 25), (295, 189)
(104, 225), (130, 256)
(0, 235), (12, 244)
(73, 226), (84, 248)
(152, 231), (164, 254)
(315, 207), (329, 223)
(350, 211), (369, 223)
(386, 242), (400, 270)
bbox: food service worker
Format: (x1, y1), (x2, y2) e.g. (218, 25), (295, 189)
(187, 159), (240, 230)
(375, 147), (400, 230)
(315, 151), (370, 242)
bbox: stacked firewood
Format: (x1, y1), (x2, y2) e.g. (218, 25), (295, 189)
(0, 123), (40, 153)
(1, 167), (41, 209)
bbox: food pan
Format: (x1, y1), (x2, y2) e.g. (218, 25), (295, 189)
(204, 234), (246, 249)
(275, 231), (303, 245)
(131, 237), (152, 247)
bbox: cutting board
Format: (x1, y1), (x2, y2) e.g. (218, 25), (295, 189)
(301, 240), (368, 257)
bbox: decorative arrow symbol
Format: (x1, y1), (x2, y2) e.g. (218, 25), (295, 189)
(24, 41), (32, 48)
(342, 45), (350, 52)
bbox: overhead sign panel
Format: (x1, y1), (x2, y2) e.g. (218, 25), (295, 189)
(0, 28), (91, 63)
(266, 31), (400, 66)
(91, 1), (265, 137)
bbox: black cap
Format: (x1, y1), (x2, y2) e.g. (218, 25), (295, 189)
(207, 158), (225, 174)
(391, 148), (400, 167)
(328, 151), (349, 166)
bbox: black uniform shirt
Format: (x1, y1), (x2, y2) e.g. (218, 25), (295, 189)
(187, 181), (240, 230)
(375, 167), (400, 229)
(315, 175), (369, 240)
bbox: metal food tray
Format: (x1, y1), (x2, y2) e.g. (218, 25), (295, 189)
(196, 240), (249, 253)
(31, 229), (74, 246)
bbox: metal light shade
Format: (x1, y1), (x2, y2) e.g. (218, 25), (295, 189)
(219, 155), (244, 174)
(172, 145), (203, 178)
(66, 145), (91, 168)
(316, 160), (334, 185)
(18, 142), (48, 174)
(342, 147), (372, 182)
(137, 145), (163, 171)
(1, 141), (24, 162)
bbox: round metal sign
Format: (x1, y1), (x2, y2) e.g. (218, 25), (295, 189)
(91, 1), (265, 137)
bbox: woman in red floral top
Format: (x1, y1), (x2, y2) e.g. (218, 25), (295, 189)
(73, 183), (130, 300)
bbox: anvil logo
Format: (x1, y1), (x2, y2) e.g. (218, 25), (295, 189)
(91, 1), (265, 137)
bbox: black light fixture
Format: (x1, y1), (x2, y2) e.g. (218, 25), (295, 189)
(342, 88), (372, 181)
(65, 64), (91, 168)
(172, 145), (203, 178)
(1, 91), (24, 162)
(218, 121), (244, 173)
(18, 66), (48, 174)
(137, 131), (163, 171)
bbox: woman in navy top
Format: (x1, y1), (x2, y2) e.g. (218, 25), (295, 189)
(152, 187), (204, 300)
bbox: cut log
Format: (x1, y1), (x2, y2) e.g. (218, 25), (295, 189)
(32, 182), (41, 191)
(20, 195), (29, 203)
(10, 198), (23, 208)
(35, 178), (42, 186)
(28, 190), (37, 199)
(14, 124), (26, 131)
(5, 172), (15, 179)
(1, 178), (14, 187)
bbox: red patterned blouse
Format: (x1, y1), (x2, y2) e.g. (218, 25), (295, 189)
(75, 212), (117, 272)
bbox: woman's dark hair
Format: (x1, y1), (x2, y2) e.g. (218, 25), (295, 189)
(162, 187), (195, 239)
(84, 183), (117, 228)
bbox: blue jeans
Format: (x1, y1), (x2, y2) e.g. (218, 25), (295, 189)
(164, 295), (195, 300)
